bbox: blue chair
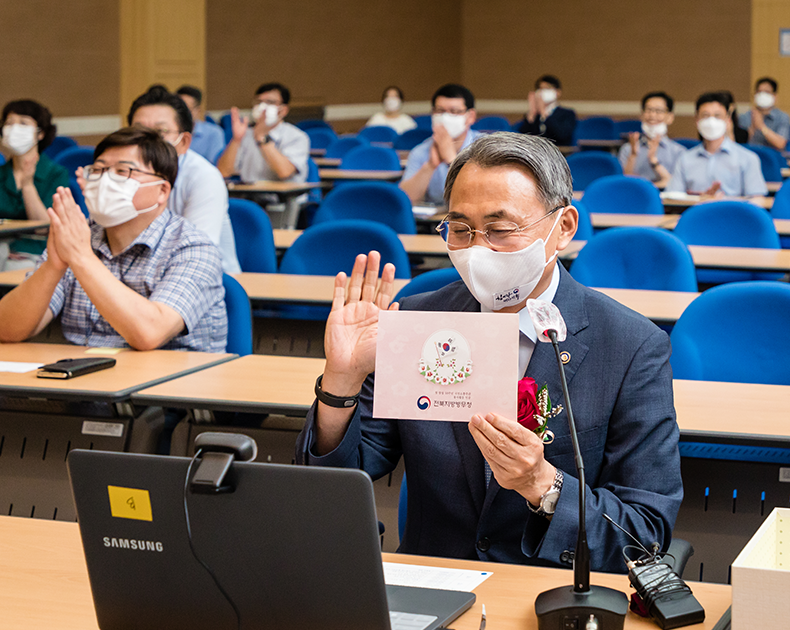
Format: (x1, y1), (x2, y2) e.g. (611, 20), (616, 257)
(670, 281), (790, 384)
(744, 144), (784, 183)
(306, 127), (338, 150)
(571, 227), (697, 292)
(674, 138), (700, 150)
(325, 136), (369, 159)
(220, 113), (233, 144)
(0, 154), (4, 165)
(222, 274), (253, 356)
(68, 178), (89, 218)
(205, 114), (217, 125)
(340, 146), (401, 171)
(582, 175), (664, 215)
(565, 151), (623, 191)
(53, 147), (95, 176)
(412, 115), (432, 130)
(615, 120), (642, 136)
(472, 116), (511, 132)
(358, 126), (399, 144)
(672, 200), (781, 284)
(227, 198), (278, 273)
(572, 199), (594, 241)
(393, 128), (432, 151)
(770, 179), (790, 248)
(296, 119), (333, 131)
(312, 182), (415, 234)
(573, 117), (617, 143)
(393, 267), (461, 302)
(43, 136), (78, 160)
(306, 157), (322, 204)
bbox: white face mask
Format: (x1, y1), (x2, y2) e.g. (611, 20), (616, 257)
(2, 124), (38, 156)
(169, 132), (183, 148)
(383, 96), (402, 113)
(84, 173), (162, 228)
(538, 88), (558, 105)
(447, 210), (563, 311)
(697, 116), (727, 142)
(754, 92), (776, 109)
(641, 122), (667, 139)
(252, 103), (280, 126)
(432, 113), (467, 140)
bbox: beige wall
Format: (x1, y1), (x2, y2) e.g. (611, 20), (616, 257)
(752, 0), (790, 103)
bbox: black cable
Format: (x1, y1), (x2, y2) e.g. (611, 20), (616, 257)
(183, 448), (241, 630)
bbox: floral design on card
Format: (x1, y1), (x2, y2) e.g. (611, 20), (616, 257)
(418, 329), (473, 385)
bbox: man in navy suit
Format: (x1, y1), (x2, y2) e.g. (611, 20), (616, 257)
(296, 133), (682, 573)
(516, 75), (577, 146)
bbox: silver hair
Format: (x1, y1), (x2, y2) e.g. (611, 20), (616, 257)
(443, 132), (573, 210)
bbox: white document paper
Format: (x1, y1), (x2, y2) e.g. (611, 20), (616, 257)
(412, 205), (441, 217)
(383, 562), (493, 592)
(0, 361), (43, 373)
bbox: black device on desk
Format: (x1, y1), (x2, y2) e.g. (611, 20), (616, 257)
(37, 357), (116, 379)
(67, 438), (475, 630)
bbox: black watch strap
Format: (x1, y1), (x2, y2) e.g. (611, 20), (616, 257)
(315, 375), (360, 408)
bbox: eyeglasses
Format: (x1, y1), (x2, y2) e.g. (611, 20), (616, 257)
(643, 108), (669, 115)
(436, 206), (564, 249)
(84, 164), (164, 183)
(432, 108), (468, 116)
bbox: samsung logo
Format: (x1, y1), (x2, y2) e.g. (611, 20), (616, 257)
(103, 537), (164, 552)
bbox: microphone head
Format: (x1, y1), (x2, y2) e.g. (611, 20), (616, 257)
(527, 299), (567, 343)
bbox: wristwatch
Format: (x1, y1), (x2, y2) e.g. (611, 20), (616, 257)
(528, 468), (564, 517)
(649, 159), (660, 169)
(256, 134), (273, 146)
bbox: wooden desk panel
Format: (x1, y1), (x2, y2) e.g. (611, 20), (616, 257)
(234, 272), (409, 304)
(590, 213), (679, 229)
(688, 244), (790, 271)
(661, 194), (774, 210)
(593, 288), (697, 322)
(0, 219), (49, 236)
(227, 180), (323, 194)
(318, 169), (403, 181)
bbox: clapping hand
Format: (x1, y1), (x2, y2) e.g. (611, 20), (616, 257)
(46, 187), (92, 268)
(230, 107), (249, 142)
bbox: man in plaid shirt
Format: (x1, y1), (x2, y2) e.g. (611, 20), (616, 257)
(0, 127), (227, 352)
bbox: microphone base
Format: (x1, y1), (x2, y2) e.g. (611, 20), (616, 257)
(535, 584), (628, 630)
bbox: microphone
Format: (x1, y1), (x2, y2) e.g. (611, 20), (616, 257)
(527, 299), (628, 630)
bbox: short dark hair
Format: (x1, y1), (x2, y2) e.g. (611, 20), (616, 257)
(535, 75), (562, 90)
(94, 127), (179, 187)
(382, 85), (404, 101)
(641, 91), (674, 112)
(695, 92), (730, 112)
(255, 82), (291, 105)
(1, 99), (57, 152)
(127, 85), (194, 133)
(431, 84), (475, 110)
(444, 132), (572, 210)
(756, 77), (778, 93)
(176, 85), (203, 106)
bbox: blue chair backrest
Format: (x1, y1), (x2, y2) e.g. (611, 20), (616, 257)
(358, 126), (399, 144)
(771, 178), (790, 219)
(279, 220), (411, 279)
(43, 136), (78, 160)
(340, 145), (401, 171)
(312, 181), (415, 234)
(53, 146), (95, 176)
(205, 114), (217, 125)
(570, 227), (697, 292)
(393, 128), (432, 151)
(412, 115), (432, 130)
(614, 120), (642, 136)
(670, 281), (790, 384)
(226, 198), (278, 273)
(573, 117), (617, 142)
(744, 143), (784, 182)
(219, 113), (234, 144)
(0, 153), (4, 165)
(582, 175), (664, 215)
(68, 178), (89, 218)
(572, 199), (594, 241)
(222, 274), (253, 356)
(565, 151), (623, 191)
(674, 138), (700, 150)
(306, 127), (338, 150)
(472, 116), (512, 132)
(394, 267), (461, 302)
(296, 119), (333, 131)
(306, 157), (322, 204)
(325, 136), (369, 159)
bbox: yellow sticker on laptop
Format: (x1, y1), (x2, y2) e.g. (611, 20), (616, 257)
(107, 486), (153, 521)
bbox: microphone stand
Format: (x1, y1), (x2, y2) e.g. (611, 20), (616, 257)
(534, 329), (628, 630)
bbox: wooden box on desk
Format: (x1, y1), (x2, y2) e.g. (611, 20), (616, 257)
(731, 507), (790, 629)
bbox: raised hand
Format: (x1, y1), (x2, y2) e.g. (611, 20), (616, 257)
(47, 187), (92, 268)
(432, 124), (457, 164)
(628, 132), (640, 156)
(230, 107), (249, 142)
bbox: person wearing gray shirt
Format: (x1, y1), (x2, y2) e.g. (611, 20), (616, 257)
(738, 77), (790, 151)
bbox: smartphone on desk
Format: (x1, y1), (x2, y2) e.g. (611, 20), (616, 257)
(37, 357), (117, 379)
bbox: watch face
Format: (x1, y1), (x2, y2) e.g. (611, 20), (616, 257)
(541, 489), (560, 514)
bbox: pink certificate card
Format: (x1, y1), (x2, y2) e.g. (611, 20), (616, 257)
(373, 310), (519, 422)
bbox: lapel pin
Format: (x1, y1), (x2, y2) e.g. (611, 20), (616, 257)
(560, 351), (571, 365)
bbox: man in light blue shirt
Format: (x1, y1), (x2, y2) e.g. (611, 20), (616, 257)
(177, 86), (226, 164)
(618, 91), (685, 187)
(666, 92), (767, 197)
(738, 77), (790, 151)
(400, 84), (482, 205)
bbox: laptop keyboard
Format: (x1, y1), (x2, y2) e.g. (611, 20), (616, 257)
(389, 611), (438, 630)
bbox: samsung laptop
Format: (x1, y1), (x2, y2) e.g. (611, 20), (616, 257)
(67, 449), (475, 630)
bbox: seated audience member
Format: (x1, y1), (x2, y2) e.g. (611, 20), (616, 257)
(618, 91), (685, 187)
(216, 82), (309, 185)
(739, 77), (790, 151)
(667, 92), (767, 198)
(176, 85), (227, 164)
(400, 83), (480, 204)
(0, 127), (227, 352)
(365, 86), (417, 134)
(516, 75), (577, 146)
(0, 100), (69, 269)
(124, 85), (240, 274)
(296, 133), (682, 571)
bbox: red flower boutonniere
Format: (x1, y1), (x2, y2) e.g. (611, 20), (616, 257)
(517, 377), (562, 443)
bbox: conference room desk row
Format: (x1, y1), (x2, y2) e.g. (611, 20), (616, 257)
(0, 219), (49, 237)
